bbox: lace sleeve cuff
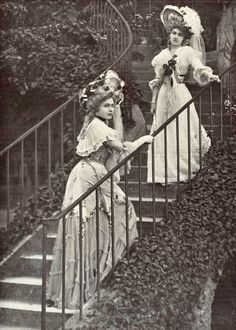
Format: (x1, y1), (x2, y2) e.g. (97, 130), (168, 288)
(193, 67), (213, 86)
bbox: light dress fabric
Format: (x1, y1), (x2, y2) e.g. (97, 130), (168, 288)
(48, 117), (138, 309)
(147, 46), (212, 183)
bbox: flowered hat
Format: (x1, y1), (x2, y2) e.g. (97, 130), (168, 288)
(160, 5), (204, 37)
(160, 5), (184, 33)
(79, 78), (111, 111)
(103, 70), (125, 90)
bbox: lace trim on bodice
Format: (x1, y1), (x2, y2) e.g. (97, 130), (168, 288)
(76, 117), (119, 157)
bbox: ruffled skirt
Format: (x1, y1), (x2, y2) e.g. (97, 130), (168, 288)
(147, 83), (211, 183)
(47, 158), (138, 309)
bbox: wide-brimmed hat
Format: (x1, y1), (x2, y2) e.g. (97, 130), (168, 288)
(160, 5), (204, 37)
(160, 5), (185, 33)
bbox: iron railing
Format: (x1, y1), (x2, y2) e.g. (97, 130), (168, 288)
(41, 62), (236, 328)
(0, 0), (133, 230)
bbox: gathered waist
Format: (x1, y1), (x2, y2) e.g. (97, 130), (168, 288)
(83, 155), (106, 165)
(162, 80), (188, 91)
(163, 73), (186, 87)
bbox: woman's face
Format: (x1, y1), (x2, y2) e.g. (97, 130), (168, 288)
(169, 28), (184, 47)
(96, 97), (114, 120)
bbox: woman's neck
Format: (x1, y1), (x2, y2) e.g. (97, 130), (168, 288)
(169, 45), (181, 55)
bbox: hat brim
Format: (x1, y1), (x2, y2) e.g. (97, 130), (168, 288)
(160, 5), (184, 32)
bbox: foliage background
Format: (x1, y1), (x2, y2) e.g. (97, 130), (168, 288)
(0, 0), (108, 148)
(71, 136), (236, 330)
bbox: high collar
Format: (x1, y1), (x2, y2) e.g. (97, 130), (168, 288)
(95, 115), (108, 123)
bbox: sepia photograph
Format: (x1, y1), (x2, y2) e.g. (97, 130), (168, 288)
(0, 0), (235, 329)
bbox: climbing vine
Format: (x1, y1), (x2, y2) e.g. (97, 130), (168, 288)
(0, 0), (108, 149)
(70, 136), (236, 329)
(0, 1), (107, 101)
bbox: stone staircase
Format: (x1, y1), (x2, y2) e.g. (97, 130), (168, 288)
(0, 45), (227, 329)
(0, 226), (76, 329)
(0, 62), (180, 328)
(0, 176), (176, 329)
(0, 152), (177, 330)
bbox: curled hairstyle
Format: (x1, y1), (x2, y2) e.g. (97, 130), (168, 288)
(78, 80), (114, 140)
(167, 24), (193, 47)
(80, 79), (114, 118)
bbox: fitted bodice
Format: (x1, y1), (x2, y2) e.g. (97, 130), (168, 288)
(86, 145), (110, 164)
(149, 46), (212, 91)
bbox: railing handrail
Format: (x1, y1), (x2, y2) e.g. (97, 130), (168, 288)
(0, 96), (77, 157)
(102, 0), (133, 72)
(43, 61), (236, 223)
(43, 62), (236, 221)
(0, 0), (133, 158)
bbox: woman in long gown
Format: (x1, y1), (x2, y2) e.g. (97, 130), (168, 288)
(47, 78), (153, 309)
(147, 5), (220, 184)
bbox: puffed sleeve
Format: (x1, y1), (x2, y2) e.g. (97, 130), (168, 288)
(149, 53), (164, 90)
(76, 118), (119, 156)
(104, 140), (136, 156)
(186, 46), (213, 86)
(104, 139), (137, 181)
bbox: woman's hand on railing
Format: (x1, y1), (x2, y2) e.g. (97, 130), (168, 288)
(130, 135), (154, 151)
(150, 102), (156, 114)
(140, 135), (154, 144)
(210, 74), (220, 83)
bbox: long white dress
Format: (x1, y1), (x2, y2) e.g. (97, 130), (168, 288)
(147, 46), (212, 183)
(48, 117), (138, 309)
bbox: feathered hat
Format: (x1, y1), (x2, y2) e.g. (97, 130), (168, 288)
(79, 78), (112, 111)
(160, 5), (204, 37)
(160, 5), (206, 64)
(103, 70), (125, 90)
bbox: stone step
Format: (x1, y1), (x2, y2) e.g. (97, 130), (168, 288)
(0, 277), (42, 305)
(28, 233), (57, 255)
(3, 254), (52, 277)
(137, 217), (163, 235)
(120, 181), (186, 198)
(132, 151), (147, 166)
(130, 196), (173, 218)
(121, 165), (148, 182)
(121, 164), (205, 185)
(0, 300), (74, 330)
